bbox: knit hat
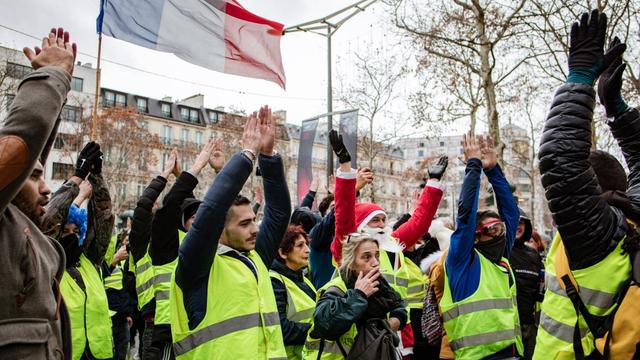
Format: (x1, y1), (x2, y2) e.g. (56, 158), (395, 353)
(180, 198), (202, 232)
(355, 203), (386, 231)
(290, 207), (321, 233)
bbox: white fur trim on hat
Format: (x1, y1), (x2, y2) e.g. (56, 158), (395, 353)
(357, 209), (386, 231)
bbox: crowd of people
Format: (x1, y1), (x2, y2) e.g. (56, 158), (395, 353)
(1, 9), (640, 360)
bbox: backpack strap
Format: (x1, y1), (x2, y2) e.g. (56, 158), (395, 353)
(66, 266), (86, 292)
(316, 286), (348, 359)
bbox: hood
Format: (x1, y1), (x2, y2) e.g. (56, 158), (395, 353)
(180, 198), (202, 232)
(290, 207), (321, 233)
(518, 207), (533, 244)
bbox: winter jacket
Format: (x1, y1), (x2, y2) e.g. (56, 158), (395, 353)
(175, 152), (291, 329)
(538, 83), (634, 269)
(445, 159), (519, 302)
(300, 189), (316, 209)
(509, 242), (542, 325)
(331, 168), (444, 263)
(129, 175), (167, 316)
(0, 66), (72, 359)
(309, 208), (335, 289)
(270, 260), (315, 345)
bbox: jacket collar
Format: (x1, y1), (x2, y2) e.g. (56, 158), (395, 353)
(271, 259), (305, 282)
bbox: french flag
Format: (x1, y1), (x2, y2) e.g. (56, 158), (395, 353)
(97, 0), (286, 89)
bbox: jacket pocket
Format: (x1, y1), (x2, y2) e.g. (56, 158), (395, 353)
(0, 318), (58, 359)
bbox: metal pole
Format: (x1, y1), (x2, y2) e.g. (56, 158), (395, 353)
(326, 25), (334, 178)
(91, 33), (103, 140)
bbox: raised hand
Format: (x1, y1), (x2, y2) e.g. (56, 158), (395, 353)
(325, 175), (336, 194)
(329, 129), (351, 164)
(191, 139), (215, 175)
(258, 105), (275, 156)
(254, 185), (264, 205)
(568, 10), (626, 85)
(309, 173), (320, 193)
(356, 167), (374, 192)
(479, 135), (497, 170)
(23, 27), (77, 75)
(78, 180), (93, 202)
(428, 155), (449, 181)
(354, 268), (380, 297)
(241, 112), (261, 160)
(112, 244), (128, 266)
(462, 131), (481, 163)
(597, 37), (629, 118)
(75, 141), (101, 179)
(209, 139), (225, 172)
(162, 148), (178, 179)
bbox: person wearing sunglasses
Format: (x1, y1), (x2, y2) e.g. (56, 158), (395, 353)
(441, 132), (523, 359)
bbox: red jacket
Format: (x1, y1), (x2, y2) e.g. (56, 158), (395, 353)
(331, 169), (444, 264)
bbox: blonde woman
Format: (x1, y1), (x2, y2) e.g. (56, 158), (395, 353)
(303, 234), (406, 359)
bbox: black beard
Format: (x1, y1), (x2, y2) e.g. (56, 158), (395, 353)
(11, 191), (43, 229)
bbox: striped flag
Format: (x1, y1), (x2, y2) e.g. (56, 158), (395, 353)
(97, 0), (286, 89)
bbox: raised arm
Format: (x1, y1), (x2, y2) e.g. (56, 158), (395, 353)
(176, 110), (261, 290)
(86, 172), (114, 264)
(446, 133), (483, 270)
(392, 156), (446, 248)
(0, 28), (75, 213)
(255, 106), (291, 267)
(539, 10), (626, 268)
(129, 175), (168, 262)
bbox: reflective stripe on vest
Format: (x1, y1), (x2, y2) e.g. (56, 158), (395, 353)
(405, 257), (428, 309)
(61, 254), (114, 360)
(379, 249), (410, 298)
(137, 273), (172, 294)
(154, 231), (186, 326)
(441, 250), (523, 359)
(104, 265), (123, 291)
(135, 250), (155, 310)
(170, 249), (287, 360)
(532, 233), (631, 360)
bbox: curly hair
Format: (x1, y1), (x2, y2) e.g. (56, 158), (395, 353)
(277, 225), (309, 262)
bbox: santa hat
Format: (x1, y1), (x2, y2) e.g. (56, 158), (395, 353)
(355, 203), (386, 231)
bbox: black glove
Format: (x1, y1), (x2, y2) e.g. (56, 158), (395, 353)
(567, 10), (626, 85)
(597, 37), (629, 118)
(428, 156), (448, 181)
(91, 150), (104, 175)
(75, 141), (101, 179)
(329, 129), (351, 165)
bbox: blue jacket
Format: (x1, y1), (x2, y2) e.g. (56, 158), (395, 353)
(445, 159), (519, 302)
(175, 152), (291, 329)
(309, 208), (335, 289)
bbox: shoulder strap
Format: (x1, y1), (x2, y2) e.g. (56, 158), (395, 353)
(324, 285), (346, 297)
(66, 267), (86, 292)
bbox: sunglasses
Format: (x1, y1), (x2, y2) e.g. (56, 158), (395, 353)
(475, 220), (506, 237)
(347, 232), (365, 243)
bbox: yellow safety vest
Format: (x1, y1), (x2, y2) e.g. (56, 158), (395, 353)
(170, 248), (287, 360)
(405, 257), (428, 309)
(154, 229), (186, 326)
(60, 254), (114, 360)
(135, 249), (157, 311)
(303, 276), (358, 360)
(533, 233), (631, 360)
(269, 269), (317, 360)
(441, 250), (523, 359)
(379, 249), (410, 299)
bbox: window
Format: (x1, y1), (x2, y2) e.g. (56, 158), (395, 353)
(208, 111), (219, 124)
(189, 109), (199, 123)
(71, 77), (83, 92)
(6, 62), (31, 79)
(136, 98), (148, 113)
(52, 162), (74, 180)
(137, 182), (145, 198)
(138, 155), (147, 171)
(115, 93), (126, 107)
(181, 157), (189, 171)
(181, 129), (189, 144)
(116, 183), (127, 201)
(162, 125), (172, 145)
(104, 91), (115, 107)
(418, 150), (424, 157)
(419, 142), (424, 147)
(162, 152), (168, 169)
(61, 105), (81, 122)
(161, 103), (171, 117)
(5, 94), (15, 111)
(180, 107), (190, 121)
(53, 133), (77, 150)
(195, 131), (202, 146)
(439, 141), (445, 147)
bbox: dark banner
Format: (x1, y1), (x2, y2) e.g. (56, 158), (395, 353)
(297, 118), (319, 206)
(339, 110), (358, 169)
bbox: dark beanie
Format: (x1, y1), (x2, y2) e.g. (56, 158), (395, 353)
(180, 198), (202, 232)
(290, 207), (321, 234)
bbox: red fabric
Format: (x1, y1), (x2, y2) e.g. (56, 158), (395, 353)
(225, 1), (284, 31)
(392, 185), (443, 249)
(401, 324), (414, 355)
(331, 176), (357, 264)
(354, 203), (385, 229)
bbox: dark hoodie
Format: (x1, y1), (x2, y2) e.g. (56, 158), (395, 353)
(508, 208), (542, 325)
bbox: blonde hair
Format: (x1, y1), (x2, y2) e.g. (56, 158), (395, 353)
(340, 235), (378, 284)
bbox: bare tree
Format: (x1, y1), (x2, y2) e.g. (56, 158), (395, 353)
(386, 0), (531, 163)
(336, 49), (408, 203)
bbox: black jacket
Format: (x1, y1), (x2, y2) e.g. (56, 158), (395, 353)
(270, 260), (315, 346)
(129, 175), (167, 316)
(538, 83), (630, 269)
(509, 242), (542, 325)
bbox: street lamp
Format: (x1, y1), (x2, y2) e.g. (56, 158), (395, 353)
(284, 0), (378, 178)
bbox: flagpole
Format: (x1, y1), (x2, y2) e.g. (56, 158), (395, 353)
(91, 32), (103, 140)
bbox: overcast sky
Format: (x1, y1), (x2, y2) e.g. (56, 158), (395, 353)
(0, 0), (406, 126)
